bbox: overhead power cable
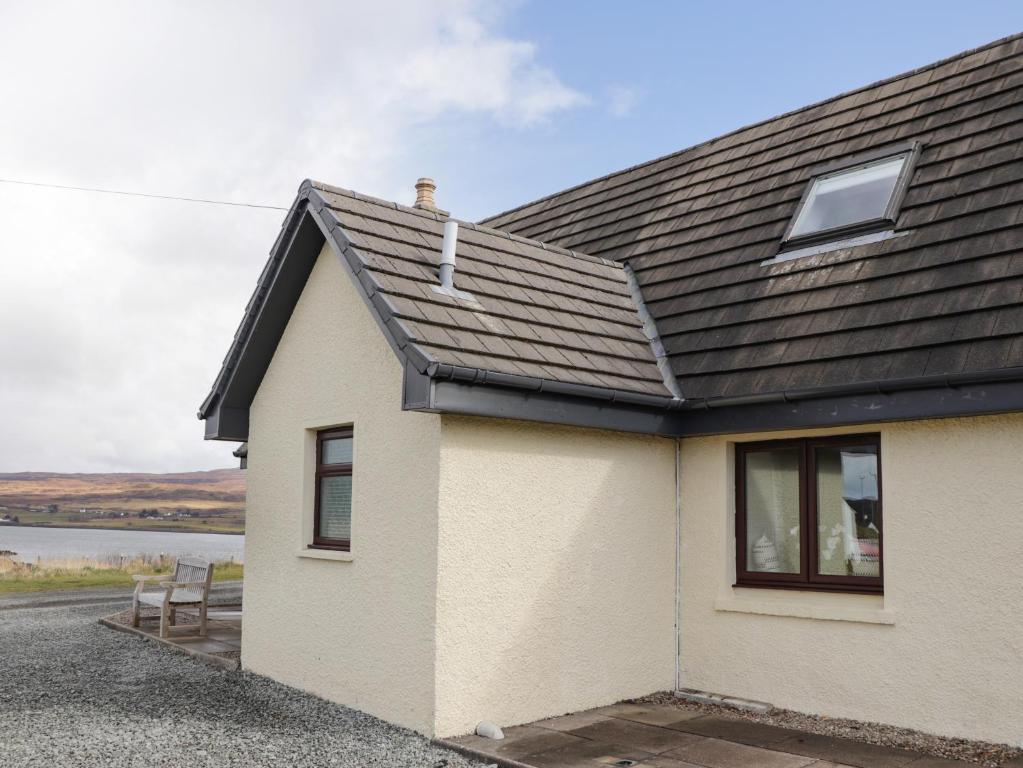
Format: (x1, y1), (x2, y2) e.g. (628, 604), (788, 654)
(0, 177), (288, 211)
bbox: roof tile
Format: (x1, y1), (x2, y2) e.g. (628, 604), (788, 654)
(482, 34), (1023, 399)
(312, 184), (671, 398)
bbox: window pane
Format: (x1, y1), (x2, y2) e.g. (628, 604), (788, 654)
(816, 445), (879, 578)
(744, 448), (801, 574)
(322, 437), (353, 465)
(790, 155), (906, 238)
(319, 475), (352, 541)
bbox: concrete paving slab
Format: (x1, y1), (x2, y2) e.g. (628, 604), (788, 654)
(569, 718), (704, 755)
(590, 703), (659, 719)
(644, 755), (720, 768)
(458, 725), (587, 761)
(99, 603), (243, 670)
(169, 638), (236, 654)
(773, 733), (921, 768)
(534, 711), (616, 732)
(668, 715), (801, 746)
(205, 631), (241, 647)
(443, 703), (991, 768)
(524, 738), (654, 768)
(609, 705), (707, 728)
(665, 737), (818, 768)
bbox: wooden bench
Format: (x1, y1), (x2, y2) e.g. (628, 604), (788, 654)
(131, 557), (214, 639)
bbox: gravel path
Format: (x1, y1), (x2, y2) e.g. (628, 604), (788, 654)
(0, 602), (483, 768)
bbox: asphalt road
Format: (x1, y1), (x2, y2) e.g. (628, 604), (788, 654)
(0, 580), (243, 611)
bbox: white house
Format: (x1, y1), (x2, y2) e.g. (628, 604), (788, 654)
(200, 33), (1023, 745)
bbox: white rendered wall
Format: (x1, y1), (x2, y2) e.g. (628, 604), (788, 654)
(678, 415), (1023, 746)
(243, 242), (442, 733)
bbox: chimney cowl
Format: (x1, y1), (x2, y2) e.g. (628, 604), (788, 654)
(414, 177), (437, 210)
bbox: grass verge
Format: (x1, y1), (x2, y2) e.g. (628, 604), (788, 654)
(0, 555), (243, 594)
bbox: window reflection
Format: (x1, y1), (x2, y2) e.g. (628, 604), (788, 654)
(816, 445), (879, 578)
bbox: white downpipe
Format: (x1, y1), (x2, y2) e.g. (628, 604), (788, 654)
(674, 437), (682, 691)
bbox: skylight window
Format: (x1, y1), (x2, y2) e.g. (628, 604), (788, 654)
(782, 144), (919, 248)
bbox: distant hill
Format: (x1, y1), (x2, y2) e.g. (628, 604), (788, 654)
(0, 469), (245, 533)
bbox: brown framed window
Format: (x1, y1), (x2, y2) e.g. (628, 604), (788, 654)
(735, 434), (882, 593)
(313, 427), (353, 551)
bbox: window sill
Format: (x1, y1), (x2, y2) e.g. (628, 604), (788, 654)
(734, 580), (882, 595)
(715, 590), (894, 625)
(298, 547), (354, 562)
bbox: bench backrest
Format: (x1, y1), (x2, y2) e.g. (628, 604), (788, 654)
(172, 557), (214, 602)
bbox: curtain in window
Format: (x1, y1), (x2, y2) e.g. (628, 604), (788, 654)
(745, 449), (801, 573)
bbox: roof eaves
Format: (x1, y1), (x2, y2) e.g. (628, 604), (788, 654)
(672, 367), (1023, 436)
(424, 361), (682, 411)
(199, 181), (441, 430)
(197, 188), (312, 420)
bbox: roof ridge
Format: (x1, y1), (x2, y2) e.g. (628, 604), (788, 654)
(308, 179), (620, 270)
(479, 30), (1023, 227)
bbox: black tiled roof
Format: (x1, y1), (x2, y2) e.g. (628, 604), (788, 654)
(482, 33), (1023, 402)
(311, 183), (670, 397)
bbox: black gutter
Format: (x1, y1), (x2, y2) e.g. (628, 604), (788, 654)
(426, 362), (686, 412)
(410, 361), (1023, 438)
(427, 361), (1023, 416)
(408, 363), (685, 436)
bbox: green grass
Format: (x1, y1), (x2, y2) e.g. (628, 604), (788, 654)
(9, 507), (245, 534)
(63, 518), (244, 534)
(0, 557), (243, 594)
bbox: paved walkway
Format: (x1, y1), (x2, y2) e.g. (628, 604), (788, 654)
(445, 702), (990, 768)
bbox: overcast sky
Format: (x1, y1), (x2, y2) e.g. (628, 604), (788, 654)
(1, 1), (1019, 473)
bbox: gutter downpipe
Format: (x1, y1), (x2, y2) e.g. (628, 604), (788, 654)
(674, 437), (682, 692)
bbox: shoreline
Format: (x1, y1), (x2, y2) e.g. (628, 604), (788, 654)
(0, 522), (244, 536)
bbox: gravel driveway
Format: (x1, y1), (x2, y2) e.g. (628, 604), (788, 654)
(0, 600), (483, 768)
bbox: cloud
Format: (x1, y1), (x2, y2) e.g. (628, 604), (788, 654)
(607, 84), (640, 118)
(0, 0), (586, 472)
(398, 15), (589, 125)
